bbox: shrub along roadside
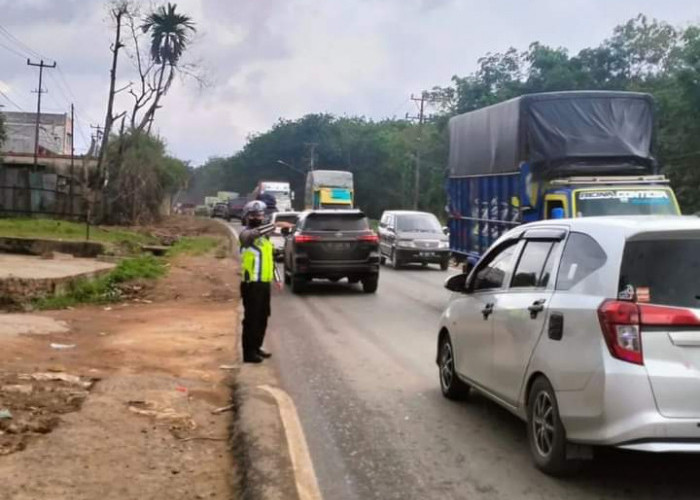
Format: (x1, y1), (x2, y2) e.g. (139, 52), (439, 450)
(166, 236), (221, 257)
(34, 256), (166, 310)
(0, 218), (156, 247)
(33, 235), (225, 310)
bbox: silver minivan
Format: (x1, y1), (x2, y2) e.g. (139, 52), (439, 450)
(378, 210), (450, 270)
(437, 216), (700, 474)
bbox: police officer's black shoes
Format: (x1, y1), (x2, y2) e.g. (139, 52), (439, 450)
(243, 353), (264, 363)
(258, 348), (272, 359)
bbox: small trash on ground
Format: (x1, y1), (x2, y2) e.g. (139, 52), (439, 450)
(175, 385), (188, 393)
(218, 365), (236, 371)
(0, 409), (12, 420)
(103, 307), (113, 311)
(127, 401), (196, 429)
(1, 385), (33, 395)
(211, 404), (234, 415)
(30, 372), (95, 389)
(50, 343), (76, 350)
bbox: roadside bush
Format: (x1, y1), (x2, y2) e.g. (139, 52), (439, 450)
(35, 255), (166, 310)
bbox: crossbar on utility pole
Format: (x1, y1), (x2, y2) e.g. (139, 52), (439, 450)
(27, 59), (56, 169)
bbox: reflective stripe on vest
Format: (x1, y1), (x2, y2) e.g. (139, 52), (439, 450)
(240, 237), (274, 282)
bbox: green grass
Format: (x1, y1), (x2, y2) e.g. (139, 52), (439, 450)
(166, 236), (222, 257)
(0, 218), (156, 246)
(34, 255), (167, 310)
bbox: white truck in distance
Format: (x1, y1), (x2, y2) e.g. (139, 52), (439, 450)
(254, 181), (294, 212)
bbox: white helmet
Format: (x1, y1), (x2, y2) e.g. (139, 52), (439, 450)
(242, 200), (267, 219)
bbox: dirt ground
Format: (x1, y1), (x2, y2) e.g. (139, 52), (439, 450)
(0, 218), (242, 499)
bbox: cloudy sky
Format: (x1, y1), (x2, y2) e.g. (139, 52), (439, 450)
(1, 0), (698, 165)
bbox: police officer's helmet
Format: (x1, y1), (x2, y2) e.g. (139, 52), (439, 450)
(242, 200), (267, 219)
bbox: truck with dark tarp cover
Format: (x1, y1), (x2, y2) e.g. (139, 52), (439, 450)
(445, 91), (681, 265)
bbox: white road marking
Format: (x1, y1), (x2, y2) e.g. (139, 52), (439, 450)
(258, 384), (323, 500)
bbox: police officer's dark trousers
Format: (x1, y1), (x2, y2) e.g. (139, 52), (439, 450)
(240, 281), (271, 359)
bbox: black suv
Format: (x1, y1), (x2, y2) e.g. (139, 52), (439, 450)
(283, 210), (380, 294)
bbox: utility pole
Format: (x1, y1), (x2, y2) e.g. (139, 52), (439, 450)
(407, 92), (428, 210)
(406, 91), (449, 210)
(27, 59), (56, 169)
(90, 124), (104, 143)
(304, 142), (318, 171)
(69, 103), (75, 216)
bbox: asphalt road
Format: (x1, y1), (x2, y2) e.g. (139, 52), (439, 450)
(266, 262), (700, 500)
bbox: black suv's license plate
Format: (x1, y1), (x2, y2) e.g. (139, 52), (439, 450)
(327, 242), (352, 251)
(419, 251), (435, 257)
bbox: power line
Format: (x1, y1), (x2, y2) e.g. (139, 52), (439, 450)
(0, 23), (98, 138)
(0, 39), (27, 59)
(0, 24), (46, 60)
(0, 88), (24, 111)
(73, 112), (92, 149)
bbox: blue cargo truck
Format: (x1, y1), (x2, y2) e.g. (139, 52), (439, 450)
(445, 91), (681, 266)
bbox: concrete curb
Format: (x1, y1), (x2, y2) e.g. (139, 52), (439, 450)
(232, 365), (302, 500)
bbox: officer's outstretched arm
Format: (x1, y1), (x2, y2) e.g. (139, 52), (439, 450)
(239, 229), (260, 247)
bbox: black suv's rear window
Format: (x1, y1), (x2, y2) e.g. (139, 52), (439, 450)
(620, 237), (700, 308)
(304, 214), (369, 231)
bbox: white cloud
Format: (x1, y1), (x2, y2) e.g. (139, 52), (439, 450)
(1, 0), (699, 163)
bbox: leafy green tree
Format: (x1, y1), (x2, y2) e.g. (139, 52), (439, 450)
(104, 131), (189, 224)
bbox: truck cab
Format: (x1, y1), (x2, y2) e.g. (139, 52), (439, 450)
(305, 170), (354, 210)
(535, 176), (679, 221)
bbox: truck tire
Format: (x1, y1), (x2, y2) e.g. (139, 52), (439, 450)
(440, 258), (450, 271)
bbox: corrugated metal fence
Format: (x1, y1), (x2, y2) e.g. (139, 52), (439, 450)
(0, 165), (86, 219)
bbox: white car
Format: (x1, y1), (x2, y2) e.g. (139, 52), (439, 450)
(270, 211), (299, 261)
(437, 216), (700, 475)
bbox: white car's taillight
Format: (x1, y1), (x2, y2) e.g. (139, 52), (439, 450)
(598, 300), (643, 365)
(598, 300), (700, 366)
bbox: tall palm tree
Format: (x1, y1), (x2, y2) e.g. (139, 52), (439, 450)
(141, 3), (196, 66)
(137, 3), (195, 131)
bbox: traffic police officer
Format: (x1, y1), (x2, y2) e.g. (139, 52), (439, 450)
(239, 200), (281, 363)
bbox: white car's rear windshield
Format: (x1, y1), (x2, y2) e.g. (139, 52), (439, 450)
(619, 237), (700, 308)
(576, 188), (677, 217)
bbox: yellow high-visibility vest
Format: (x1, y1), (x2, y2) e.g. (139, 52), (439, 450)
(240, 236), (275, 282)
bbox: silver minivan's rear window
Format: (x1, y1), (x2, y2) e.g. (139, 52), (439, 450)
(619, 238), (700, 308)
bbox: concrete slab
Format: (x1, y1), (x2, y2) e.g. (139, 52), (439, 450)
(0, 254), (115, 280)
(0, 254), (116, 303)
(0, 314), (69, 337)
